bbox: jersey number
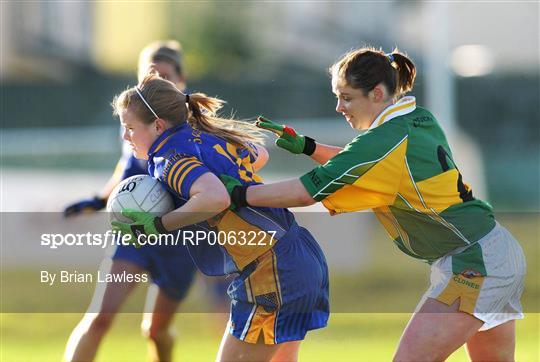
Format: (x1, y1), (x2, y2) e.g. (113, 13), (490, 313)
(213, 143), (257, 183)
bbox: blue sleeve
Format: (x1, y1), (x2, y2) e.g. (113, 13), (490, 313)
(162, 153), (210, 198)
(122, 155), (148, 179)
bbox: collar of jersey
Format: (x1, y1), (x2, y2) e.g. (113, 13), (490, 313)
(368, 96), (416, 130)
(148, 123), (189, 157)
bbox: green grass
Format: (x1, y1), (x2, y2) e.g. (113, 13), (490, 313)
(1, 313), (538, 361)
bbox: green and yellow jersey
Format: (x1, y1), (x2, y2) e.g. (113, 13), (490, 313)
(300, 96), (496, 262)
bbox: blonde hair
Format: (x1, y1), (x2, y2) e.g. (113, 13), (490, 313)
(112, 74), (265, 151)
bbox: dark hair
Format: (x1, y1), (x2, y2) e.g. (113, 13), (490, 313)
(330, 47), (416, 98)
(139, 40), (184, 77)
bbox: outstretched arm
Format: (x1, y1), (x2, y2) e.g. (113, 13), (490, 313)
(246, 178), (316, 208)
(310, 143), (343, 165)
(221, 175), (316, 210)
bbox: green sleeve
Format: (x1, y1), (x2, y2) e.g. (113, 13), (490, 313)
(300, 121), (409, 202)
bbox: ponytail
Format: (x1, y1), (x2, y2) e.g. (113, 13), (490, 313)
(389, 51), (416, 97)
(186, 93), (265, 153)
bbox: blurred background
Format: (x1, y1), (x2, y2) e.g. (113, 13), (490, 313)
(1, 2), (539, 362)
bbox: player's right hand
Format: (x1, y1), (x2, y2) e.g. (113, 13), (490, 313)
(63, 196), (107, 218)
(256, 116), (316, 155)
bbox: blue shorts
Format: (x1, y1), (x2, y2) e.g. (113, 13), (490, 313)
(227, 224), (329, 344)
(113, 243), (196, 301)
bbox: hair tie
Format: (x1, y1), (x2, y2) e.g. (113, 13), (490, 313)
(386, 53), (395, 64)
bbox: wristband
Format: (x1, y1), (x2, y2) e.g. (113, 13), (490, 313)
(153, 217), (169, 234)
(303, 136), (317, 156)
(231, 185), (249, 208)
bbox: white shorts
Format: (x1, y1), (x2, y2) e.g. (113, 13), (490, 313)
(418, 222), (526, 331)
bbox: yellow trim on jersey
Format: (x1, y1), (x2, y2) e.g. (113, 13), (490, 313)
(369, 96), (416, 130)
(216, 211), (276, 270)
(153, 134), (175, 154)
(226, 143), (239, 158)
(168, 158), (202, 193)
(321, 138), (407, 213)
(416, 169), (464, 212)
(176, 163), (203, 195)
(213, 144), (235, 164)
(398, 159), (470, 244)
(167, 158), (192, 187)
(374, 206), (417, 256)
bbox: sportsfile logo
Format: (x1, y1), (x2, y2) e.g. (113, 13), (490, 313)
(41, 230), (132, 249)
(41, 230), (277, 249)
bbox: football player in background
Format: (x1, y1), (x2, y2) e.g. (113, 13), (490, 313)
(64, 41), (198, 362)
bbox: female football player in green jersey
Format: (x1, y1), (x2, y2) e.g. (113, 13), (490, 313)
(222, 47), (526, 361)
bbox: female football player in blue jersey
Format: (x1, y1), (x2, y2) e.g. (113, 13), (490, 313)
(110, 74), (329, 362)
(63, 41), (199, 362)
(220, 47), (526, 361)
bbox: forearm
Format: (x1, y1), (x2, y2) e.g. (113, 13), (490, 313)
(161, 193), (229, 231)
(310, 143), (343, 164)
(246, 178), (316, 209)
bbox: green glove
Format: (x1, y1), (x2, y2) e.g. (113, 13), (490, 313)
(219, 175), (248, 211)
(256, 116), (316, 155)
(111, 209), (168, 247)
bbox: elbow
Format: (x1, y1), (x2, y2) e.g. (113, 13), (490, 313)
(212, 189), (231, 212)
(252, 145), (269, 171)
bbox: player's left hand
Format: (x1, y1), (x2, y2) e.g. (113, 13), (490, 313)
(111, 209), (167, 247)
(63, 196), (107, 218)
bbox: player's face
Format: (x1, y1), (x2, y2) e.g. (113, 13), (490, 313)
(120, 109), (159, 160)
(332, 77), (380, 130)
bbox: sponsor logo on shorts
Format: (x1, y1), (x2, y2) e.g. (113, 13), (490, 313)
(453, 274), (480, 289)
(461, 269), (482, 279)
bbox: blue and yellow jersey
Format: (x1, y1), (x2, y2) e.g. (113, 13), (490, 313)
(147, 124), (329, 345)
(300, 96), (496, 262)
(147, 123), (297, 275)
